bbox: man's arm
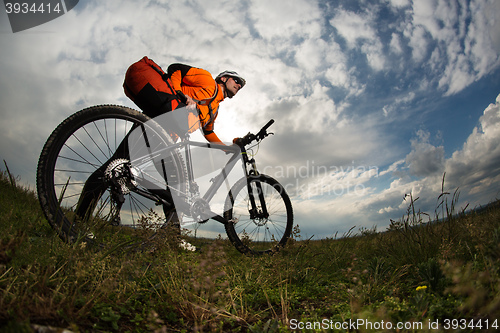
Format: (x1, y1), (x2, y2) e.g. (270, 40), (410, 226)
(203, 127), (224, 144)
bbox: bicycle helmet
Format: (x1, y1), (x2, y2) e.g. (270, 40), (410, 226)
(215, 70), (246, 88)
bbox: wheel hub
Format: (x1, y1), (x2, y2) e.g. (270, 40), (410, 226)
(250, 209), (269, 226)
(254, 216), (268, 227)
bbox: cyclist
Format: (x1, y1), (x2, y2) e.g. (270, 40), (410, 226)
(75, 57), (245, 248)
(123, 57), (246, 144)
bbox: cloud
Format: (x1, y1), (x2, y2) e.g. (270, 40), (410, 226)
(389, 32), (404, 55)
(292, 93), (500, 235)
(404, 0), (500, 95)
(390, 0), (411, 8)
(377, 93), (500, 212)
(329, 8), (385, 71)
(295, 38), (329, 73)
(248, 0), (322, 41)
(445, 94), (500, 199)
(330, 10), (376, 47)
(405, 129), (445, 177)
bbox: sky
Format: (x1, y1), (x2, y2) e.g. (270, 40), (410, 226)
(1, 0), (500, 239)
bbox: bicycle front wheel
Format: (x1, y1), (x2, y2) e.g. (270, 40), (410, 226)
(37, 105), (186, 243)
(224, 174), (294, 255)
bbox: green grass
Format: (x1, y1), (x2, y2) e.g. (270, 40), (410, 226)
(1, 168), (500, 332)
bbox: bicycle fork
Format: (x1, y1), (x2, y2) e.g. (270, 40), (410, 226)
(241, 147), (269, 220)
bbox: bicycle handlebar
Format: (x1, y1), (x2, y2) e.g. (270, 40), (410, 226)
(237, 119), (275, 147)
(257, 119), (275, 138)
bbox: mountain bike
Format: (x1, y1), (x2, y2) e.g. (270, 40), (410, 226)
(36, 105), (294, 254)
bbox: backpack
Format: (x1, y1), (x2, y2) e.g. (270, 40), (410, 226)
(123, 56), (184, 118)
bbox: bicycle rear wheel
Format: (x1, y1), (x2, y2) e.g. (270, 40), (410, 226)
(224, 174), (293, 255)
(37, 105), (186, 243)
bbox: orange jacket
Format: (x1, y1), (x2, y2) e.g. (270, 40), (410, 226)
(167, 64), (224, 144)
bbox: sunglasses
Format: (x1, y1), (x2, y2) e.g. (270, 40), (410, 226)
(231, 77), (243, 86)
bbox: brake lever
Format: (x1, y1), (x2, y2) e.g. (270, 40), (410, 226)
(257, 131), (274, 140)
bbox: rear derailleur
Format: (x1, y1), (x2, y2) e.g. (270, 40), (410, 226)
(104, 158), (138, 225)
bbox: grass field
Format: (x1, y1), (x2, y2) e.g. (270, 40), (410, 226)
(1, 168), (500, 332)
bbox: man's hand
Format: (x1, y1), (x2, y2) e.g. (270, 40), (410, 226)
(176, 90), (197, 108)
(233, 137), (244, 147)
(185, 95), (196, 107)
(233, 132), (255, 147)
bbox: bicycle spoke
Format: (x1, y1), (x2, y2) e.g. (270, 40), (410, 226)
(70, 132), (106, 166)
(84, 124), (109, 160)
(57, 155), (101, 169)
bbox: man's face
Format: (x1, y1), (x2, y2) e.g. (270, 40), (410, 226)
(223, 76), (242, 98)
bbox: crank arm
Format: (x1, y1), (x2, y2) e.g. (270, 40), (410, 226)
(210, 212), (229, 225)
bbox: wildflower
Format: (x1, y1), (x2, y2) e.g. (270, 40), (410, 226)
(416, 285), (427, 291)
